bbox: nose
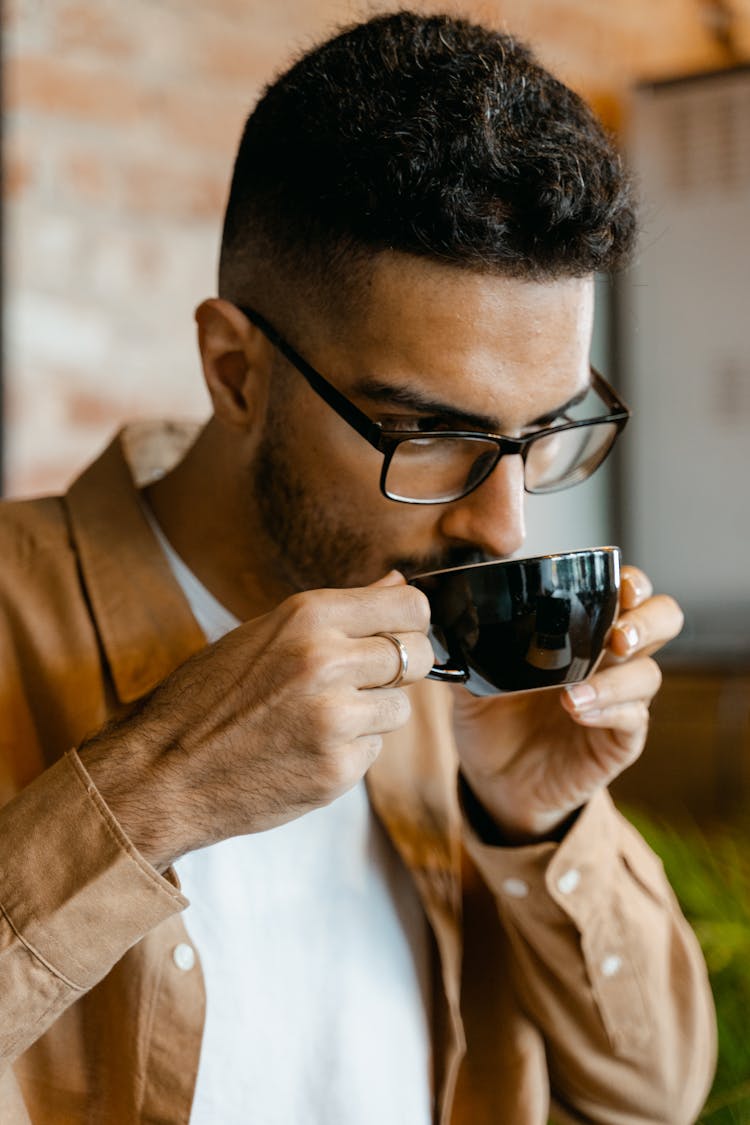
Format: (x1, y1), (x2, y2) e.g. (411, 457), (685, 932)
(437, 454), (526, 559)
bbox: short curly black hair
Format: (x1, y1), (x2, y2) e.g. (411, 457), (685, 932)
(219, 11), (636, 320)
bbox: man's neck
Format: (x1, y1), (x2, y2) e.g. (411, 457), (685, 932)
(143, 418), (294, 622)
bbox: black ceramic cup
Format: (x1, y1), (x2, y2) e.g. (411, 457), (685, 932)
(410, 546), (621, 696)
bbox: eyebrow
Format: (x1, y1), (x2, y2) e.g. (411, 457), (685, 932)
(352, 375), (591, 432)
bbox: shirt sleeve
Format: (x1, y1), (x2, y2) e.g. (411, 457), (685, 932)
(0, 750), (187, 1063)
(461, 786), (717, 1124)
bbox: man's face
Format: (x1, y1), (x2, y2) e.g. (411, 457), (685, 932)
(251, 255), (594, 591)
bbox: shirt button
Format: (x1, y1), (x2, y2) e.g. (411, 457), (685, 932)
(601, 954), (623, 978)
(502, 877), (529, 898)
(172, 943), (196, 972)
(556, 868), (581, 895)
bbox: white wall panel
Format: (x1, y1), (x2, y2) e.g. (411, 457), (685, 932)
(621, 68), (750, 655)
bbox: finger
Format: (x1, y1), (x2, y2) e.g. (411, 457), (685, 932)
(286, 584), (431, 638)
(562, 656), (662, 717)
(343, 584), (431, 637)
(619, 566), (654, 611)
(565, 699), (651, 738)
(355, 630), (435, 690)
(314, 684), (412, 749)
(368, 569), (406, 588)
(607, 594), (684, 659)
(362, 686), (414, 734)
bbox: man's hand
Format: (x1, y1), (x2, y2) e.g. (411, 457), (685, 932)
(452, 566), (683, 844)
(80, 572), (433, 871)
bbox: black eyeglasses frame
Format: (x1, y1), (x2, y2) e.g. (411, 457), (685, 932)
(238, 304), (631, 505)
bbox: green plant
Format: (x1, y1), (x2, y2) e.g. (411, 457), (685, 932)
(625, 809), (750, 1124)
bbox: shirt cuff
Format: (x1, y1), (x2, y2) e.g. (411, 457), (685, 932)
(0, 749), (187, 990)
(462, 786), (673, 1056)
(462, 786), (665, 923)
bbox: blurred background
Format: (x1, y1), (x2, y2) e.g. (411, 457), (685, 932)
(2, 2), (750, 1118)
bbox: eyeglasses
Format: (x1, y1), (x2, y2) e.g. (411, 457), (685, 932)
(238, 304), (631, 505)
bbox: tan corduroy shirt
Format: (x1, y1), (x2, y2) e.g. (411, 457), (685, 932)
(0, 423), (716, 1124)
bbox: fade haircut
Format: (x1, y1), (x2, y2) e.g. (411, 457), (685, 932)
(219, 10), (636, 329)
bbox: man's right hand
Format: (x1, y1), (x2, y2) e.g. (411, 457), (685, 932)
(80, 572), (433, 872)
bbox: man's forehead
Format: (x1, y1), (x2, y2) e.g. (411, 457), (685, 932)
(331, 260), (594, 427)
(360, 251), (595, 328)
(349, 255), (590, 359)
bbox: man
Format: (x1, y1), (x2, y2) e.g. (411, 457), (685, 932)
(0, 11), (715, 1124)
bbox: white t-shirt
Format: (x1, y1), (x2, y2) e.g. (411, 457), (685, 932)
(146, 513), (433, 1125)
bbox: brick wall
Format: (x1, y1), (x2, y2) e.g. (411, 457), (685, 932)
(3, 0), (748, 496)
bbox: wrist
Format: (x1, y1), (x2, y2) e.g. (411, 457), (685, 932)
(79, 715), (186, 873)
(458, 771), (581, 846)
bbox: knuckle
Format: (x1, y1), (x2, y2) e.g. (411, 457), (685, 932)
(308, 693), (349, 743)
(284, 590), (312, 621)
(313, 644), (353, 691)
(412, 634), (437, 677)
(661, 595), (685, 634)
(282, 594), (312, 635)
(332, 697), (365, 742)
(402, 587), (431, 632)
(648, 658), (663, 693)
(398, 690), (413, 725)
(622, 730), (647, 768)
(287, 635), (343, 692)
(284, 589), (331, 631)
(378, 688), (412, 729)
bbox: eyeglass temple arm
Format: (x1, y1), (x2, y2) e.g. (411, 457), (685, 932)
(239, 306), (386, 450)
(591, 368), (631, 419)
(240, 307), (630, 444)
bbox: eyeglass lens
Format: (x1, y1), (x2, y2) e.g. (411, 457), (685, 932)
(384, 421), (619, 502)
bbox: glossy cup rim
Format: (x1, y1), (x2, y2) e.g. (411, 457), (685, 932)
(410, 545), (621, 582)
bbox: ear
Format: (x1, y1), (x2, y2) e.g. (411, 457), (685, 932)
(194, 299), (273, 430)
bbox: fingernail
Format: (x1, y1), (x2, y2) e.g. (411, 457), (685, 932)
(626, 575), (652, 601)
(565, 683), (597, 709)
(617, 623), (639, 650)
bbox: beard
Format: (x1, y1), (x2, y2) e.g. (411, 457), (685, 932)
(252, 417), (484, 592)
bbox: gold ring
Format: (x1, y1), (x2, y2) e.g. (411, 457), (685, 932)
(375, 632), (409, 688)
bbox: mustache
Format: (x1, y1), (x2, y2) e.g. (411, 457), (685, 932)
(395, 547), (496, 580)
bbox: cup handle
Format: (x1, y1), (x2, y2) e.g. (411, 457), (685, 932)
(427, 661), (469, 683)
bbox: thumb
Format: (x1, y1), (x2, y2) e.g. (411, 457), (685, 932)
(368, 568), (406, 588)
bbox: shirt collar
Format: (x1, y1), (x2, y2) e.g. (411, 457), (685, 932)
(64, 422), (208, 704)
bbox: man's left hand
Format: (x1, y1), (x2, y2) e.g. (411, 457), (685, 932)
(451, 566), (683, 844)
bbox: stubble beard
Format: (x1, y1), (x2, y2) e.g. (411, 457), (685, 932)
(252, 425), (385, 592)
(252, 426), (484, 593)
